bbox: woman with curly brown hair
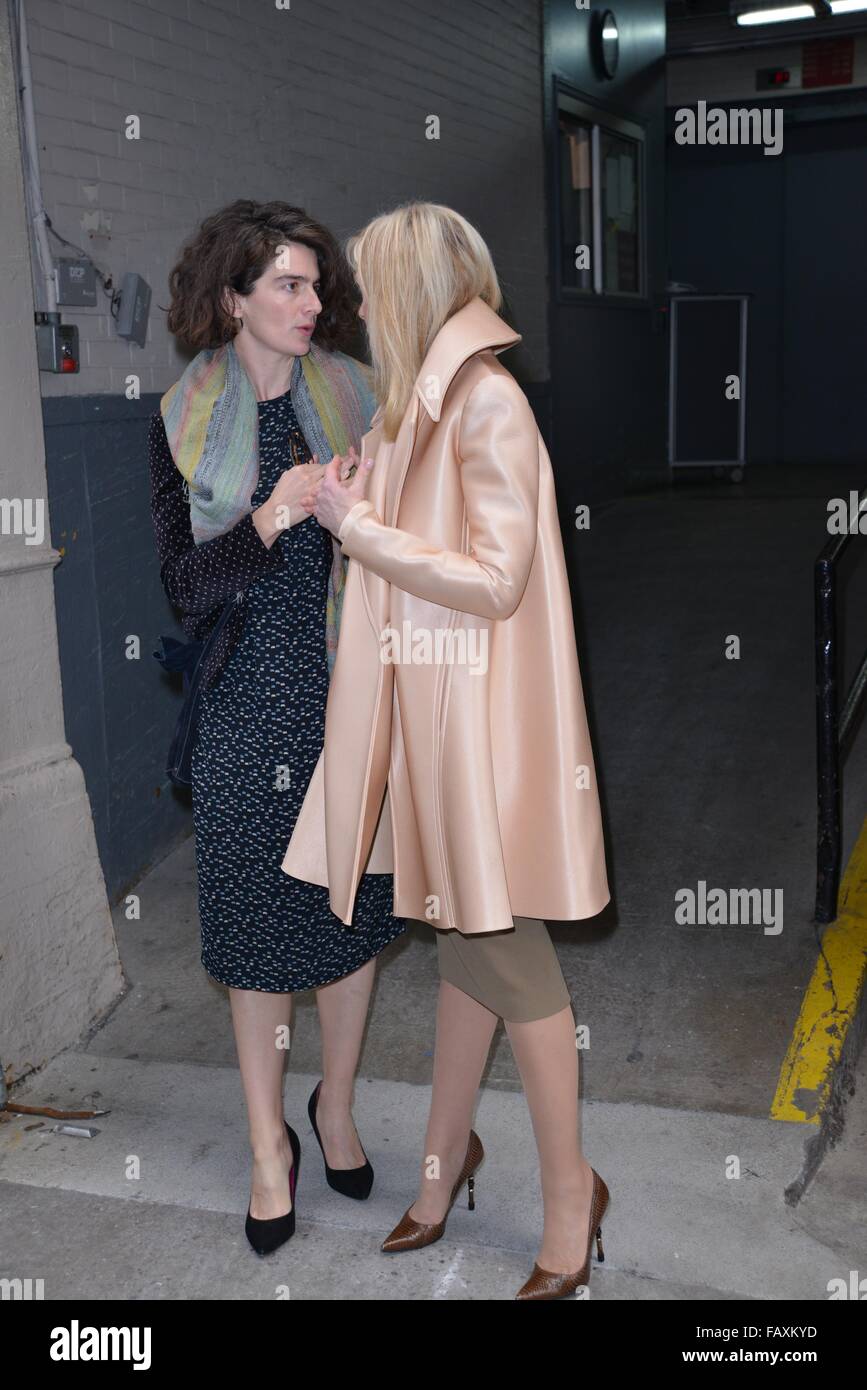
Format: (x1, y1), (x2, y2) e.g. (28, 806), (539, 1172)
(148, 200), (405, 1258)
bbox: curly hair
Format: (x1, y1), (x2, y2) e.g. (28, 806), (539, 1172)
(165, 199), (361, 353)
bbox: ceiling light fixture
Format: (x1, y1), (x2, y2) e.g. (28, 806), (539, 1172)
(736, 6), (818, 24)
(736, 0), (867, 22)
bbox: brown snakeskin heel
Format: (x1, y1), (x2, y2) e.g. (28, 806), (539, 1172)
(380, 1130), (484, 1252)
(514, 1167), (609, 1300)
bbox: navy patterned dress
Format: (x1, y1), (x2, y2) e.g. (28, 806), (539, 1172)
(152, 386), (405, 992)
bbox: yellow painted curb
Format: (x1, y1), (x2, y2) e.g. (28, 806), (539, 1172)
(771, 814), (867, 1123)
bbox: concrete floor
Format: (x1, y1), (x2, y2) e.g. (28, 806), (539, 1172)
(2, 464), (866, 1300)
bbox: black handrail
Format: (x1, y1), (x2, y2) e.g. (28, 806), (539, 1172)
(815, 489), (867, 923)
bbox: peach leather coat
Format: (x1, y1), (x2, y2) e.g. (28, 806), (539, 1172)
(281, 296), (610, 935)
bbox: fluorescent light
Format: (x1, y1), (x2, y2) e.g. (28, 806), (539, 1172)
(737, 0), (867, 19)
(736, 5), (817, 23)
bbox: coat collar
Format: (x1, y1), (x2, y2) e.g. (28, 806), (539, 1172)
(412, 297), (521, 422)
(357, 298), (521, 541)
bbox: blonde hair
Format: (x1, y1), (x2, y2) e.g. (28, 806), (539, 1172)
(345, 202), (502, 441)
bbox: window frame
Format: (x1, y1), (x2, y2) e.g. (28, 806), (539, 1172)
(553, 83), (649, 307)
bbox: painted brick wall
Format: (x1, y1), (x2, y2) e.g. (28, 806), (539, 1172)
(27, 0), (548, 394)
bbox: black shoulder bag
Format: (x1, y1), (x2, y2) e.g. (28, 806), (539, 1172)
(152, 593), (242, 788)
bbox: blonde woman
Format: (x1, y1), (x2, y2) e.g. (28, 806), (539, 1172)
(282, 202), (611, 1299)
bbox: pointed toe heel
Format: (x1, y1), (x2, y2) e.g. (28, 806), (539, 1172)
(245, 1121), (301, 1258)
(381, 1130), (484, 1253)
(308, 1080), (374, 1200)
(515, 1169), (609, 1300)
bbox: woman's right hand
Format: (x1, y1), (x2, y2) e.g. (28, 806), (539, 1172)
(252, 455), (326, 545)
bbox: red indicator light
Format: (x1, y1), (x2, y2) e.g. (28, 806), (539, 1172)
(757, 66), (791, 89)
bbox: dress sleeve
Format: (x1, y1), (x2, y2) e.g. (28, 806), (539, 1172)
(337, 374), (539, 621)
(148, 411), (283, 616)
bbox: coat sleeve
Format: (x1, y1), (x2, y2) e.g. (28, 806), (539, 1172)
(148, 411), (283, 616)
(336, 375), (539, 621)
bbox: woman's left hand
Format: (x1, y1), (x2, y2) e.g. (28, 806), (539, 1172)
(311, 445), (375, 536)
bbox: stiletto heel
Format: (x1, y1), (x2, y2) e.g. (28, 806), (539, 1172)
(307, 1080), (374, 1200)
(244, 1120), (300, 1258)
(514, 1168), (609, 1300)
(380, 1130), (484, 1253)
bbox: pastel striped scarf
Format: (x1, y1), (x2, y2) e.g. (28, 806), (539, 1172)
(160, 338), (378, 679)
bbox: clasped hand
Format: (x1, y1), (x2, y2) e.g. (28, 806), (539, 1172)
(302, 445), (375, 536)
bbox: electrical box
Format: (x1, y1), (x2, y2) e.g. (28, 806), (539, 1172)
(35, 311), (79, 373)
(54, 257), (97, 307)
(116, 272), (151, 347)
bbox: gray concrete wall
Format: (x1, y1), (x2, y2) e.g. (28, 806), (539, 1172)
(0, 0), (122, 1087)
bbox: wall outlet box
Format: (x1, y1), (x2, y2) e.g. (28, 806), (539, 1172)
(54, 258), (97, 307)
(116, 272), (151, 347)
(35, 312), (79, 372)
